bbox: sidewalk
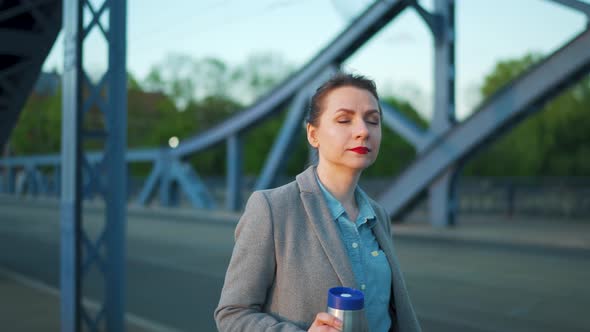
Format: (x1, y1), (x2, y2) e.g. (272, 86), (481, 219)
(0, 272), (62, 331)
(0, 268), (180, 332)
(393, 215), (590, 254)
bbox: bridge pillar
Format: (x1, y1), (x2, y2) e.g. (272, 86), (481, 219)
(4, 166), (15, 194)
(226, 134), (243, 211)
(158, 152), (175, 207)
(53, 166), (61, 197)
(428, 0), (458, 227)
(60, 0), (127, 331)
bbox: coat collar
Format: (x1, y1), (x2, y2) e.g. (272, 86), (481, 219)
(296, 166), (399, 291)
(296, 166), (358, 288)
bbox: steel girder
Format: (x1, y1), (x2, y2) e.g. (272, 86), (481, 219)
(164, 0), (412, 210)
(378, 27), (590, 219)
(380, 101), (432, 150)
(0, 0), (459, 218)
(226, 134), (243, 211)
(253, 66), (338, 193)
(171, 0), (411, 158)
(0, 147), (217, 210)
(60, 0), (127, 331)
(427, 0), (458, 227)
(549, 0), (590, 19)
(2, 0), (589, 227)
(134, 152), (216, 209)
(0, 0), (62, 150)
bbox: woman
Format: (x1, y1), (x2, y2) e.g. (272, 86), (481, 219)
(215, 73), (421, 332)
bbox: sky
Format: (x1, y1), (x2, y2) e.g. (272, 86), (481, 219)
(42, 0), (589, 120)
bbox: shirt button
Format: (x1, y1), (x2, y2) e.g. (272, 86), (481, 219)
(361, 284), (366, 290)
(371, 251), (379, 257)
(352, 242), (358, 249)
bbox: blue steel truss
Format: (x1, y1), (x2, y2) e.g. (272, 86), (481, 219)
(60, 0), (127, 331)
(1, 0), (589, 227)
(0, 0), (586, 330)
(378, 26), (590, 219)
(0, 0), (62, 149)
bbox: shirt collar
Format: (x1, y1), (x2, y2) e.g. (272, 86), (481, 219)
(315, 173), (377, 227)
(355, 188), (377, 227)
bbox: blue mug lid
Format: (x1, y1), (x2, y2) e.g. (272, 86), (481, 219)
(327, 287), (364, 310)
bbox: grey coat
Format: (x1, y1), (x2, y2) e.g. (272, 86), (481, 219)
(215, 166), (421, 332)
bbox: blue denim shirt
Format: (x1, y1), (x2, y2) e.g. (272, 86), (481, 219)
(316, 176), (392, 332)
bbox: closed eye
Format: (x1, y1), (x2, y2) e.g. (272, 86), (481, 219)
(365, 110), (381, 125)
(366, 117), (380, 125)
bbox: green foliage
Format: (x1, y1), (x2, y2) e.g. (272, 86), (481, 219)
(127, 71), (142, 90)
(479, 54), (544, 98)
(142, 52), (294, 109)
(230, 52), (294, 102)
(364, 96), (423, 176)
(240, 111), (310, 177)
(10, 91), (62, 154)
(6, 52), (426, 179)
(184, 96), (243, 175)
(17, 51), (588, 179)
(464, 54), (590, 176)
(243, 114), (284, 175)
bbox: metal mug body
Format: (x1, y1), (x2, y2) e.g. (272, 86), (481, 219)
(327, 307), (369, 332)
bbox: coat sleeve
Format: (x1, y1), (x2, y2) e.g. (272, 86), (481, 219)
(214, 191), (305, 332)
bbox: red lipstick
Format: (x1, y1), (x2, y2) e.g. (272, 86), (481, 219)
(349, 147), (370, 154)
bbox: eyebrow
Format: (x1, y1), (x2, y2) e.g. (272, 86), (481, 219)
(334, 108), (380, 115)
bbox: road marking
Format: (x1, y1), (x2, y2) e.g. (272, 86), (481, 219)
(0, 267), (185, 332)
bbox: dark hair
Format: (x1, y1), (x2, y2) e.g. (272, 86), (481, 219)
(306, 72), (381, 127)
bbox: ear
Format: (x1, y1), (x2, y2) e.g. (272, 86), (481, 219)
(306, 123), (318, 148)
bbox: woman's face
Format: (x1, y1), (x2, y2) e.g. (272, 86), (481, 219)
(307, 86), (381, 173)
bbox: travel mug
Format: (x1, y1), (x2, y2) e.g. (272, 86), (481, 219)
(326, 286), (368, 332)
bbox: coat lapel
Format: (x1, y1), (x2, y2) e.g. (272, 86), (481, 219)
(296, 166), (357, 289)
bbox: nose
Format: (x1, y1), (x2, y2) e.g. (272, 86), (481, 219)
(355, 120), (369, 140)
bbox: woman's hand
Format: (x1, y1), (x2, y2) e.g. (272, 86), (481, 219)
(308, 312), (343, 331)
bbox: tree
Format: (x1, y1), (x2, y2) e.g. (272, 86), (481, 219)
(229, 52), (294, 104)
(142, 52), (294, 110)
(364, 96), (425, 177)
(464, 54), (590, 176)
(139, 52), (296, 176)
(9, 52), (429, 180)
(183, 96), (243, 175)
(143, 53), (199, 110)
(9, 91), (62, 155)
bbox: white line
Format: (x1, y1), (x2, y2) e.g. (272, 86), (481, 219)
(0, 267), (185, 332)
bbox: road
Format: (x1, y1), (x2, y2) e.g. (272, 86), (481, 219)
(1, 197), (588, 331)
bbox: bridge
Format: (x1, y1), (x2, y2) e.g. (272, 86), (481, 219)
(1, 0), (589, 331)
(1, 196), (589, 331)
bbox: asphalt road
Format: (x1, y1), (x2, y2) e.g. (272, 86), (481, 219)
(1, 197), (589, 332)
